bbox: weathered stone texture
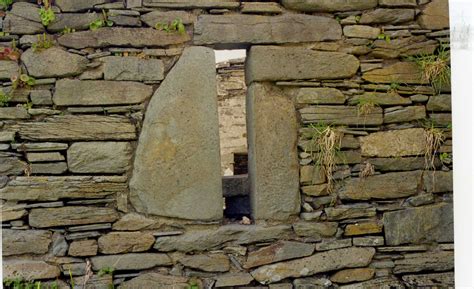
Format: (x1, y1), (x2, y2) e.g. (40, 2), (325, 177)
(67, 142), (132, 173)
(58, 28), (190, 49)
(3, 261), (60, 280)
(215, 272), (254, 287)
(194, 14), (341, 46)
(117, 273), (188, 289)
(2, 14), (44, 34)
(281, 0), (378, 12)
(0, 176), (127, 201)
(339, 171), (422, 200)
(294, 88), (347, 105)
(68, 239), (98, 256)
(103, 56), (164, 81)
(362, 62), (427, 84)
(380, 0), (417, 6)
(179, 254), (230, 272)
(154, 225), (291, 252)
(47, 13), (100, 32)
(402, 272), (454, 287)
(21, 48), (88, 78)
(293, 222), (338, 238)
(0, 157), (27, 175)
(247, 83), (300, 220)
(424, 170), (453, 193)
(141, 11), (196, 27)
(427, 94), (451, 111)
(91, 254), (172, 271)
(300, 105), (383, 126)
(418, 0), (449, 29)
(2, 229), (52, 256)
(393, 251), (454, 274)
(360, 128), (427, 157)
(143, 0), (239, 8)
(251, 247), (375, 284)
(330, 268), (375, 284)
(55, 0), (110, 11)
(0, 107), (30, 120)
(112, 213), (157, 231)
(360, 9), (415, 24)
(245, 241), (315, 269)
(129, 47), (222, 220)
(384, 203), (453, 245)
(98, 232), (155, 254)
(29, 206), (119, 227)
(349, 92), (411, 106)
(0, 60), (20, 80)
(54, 79), (152, 106)
(247, 46), (359, 83)
(17, 115), (137, 141)
(384, 106), (426, 123)
(343, 25), (381, 39)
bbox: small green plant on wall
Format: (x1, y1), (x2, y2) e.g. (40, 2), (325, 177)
(408, 44), (451, 93)
(353, 97), (380, 117)
(39, 0), (55, 26)
(0, 89), (10, 106)
(32, 33), (54, 52)
(0, 0), (13, 10)
(155, 18), (186, 34)
(305, 122), (343, 193)
(3, 277), (59, 289)
(89, 10), (113, 30)
(377, 32), (391, 43)
(12, 74), (36, 89)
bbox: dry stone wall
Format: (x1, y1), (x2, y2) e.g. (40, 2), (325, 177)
(1, 0), (453, 288)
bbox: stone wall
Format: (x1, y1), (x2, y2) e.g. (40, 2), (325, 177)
(1, 0), (453, 288)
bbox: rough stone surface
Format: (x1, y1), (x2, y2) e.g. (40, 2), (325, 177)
(67, 142), (132, 173)
(143, 0), (239, 8)
(393, 251), (454, 274)
(315, 239), (352, 251)
(294, 88), (346, 105)
(117, 273), (188, 289)
(247, 46), (359, 83)
(3, 260), (60, 280)
(418, 0), (449, 29)
(129, 47), (223, 220)
(293, 222), (338, 238)
(339, 277), (404, 288)
(368, 157), (425, 171)
(30, 162), (68, 175)
(384, 203), (453, 245)
(402, 272), (454, 287)
(349, 92), (411, 106)
(343, 25), (381, 39)
(194, 14), (341, 47)
(424, 171), (453, 193)
(9, 2), (41, 23)
(245, 241), (315, 269)
(281, 0), (377, 12)
(2, 229), (52, 256)
(141, 11), (196, 27)
(112, 213), (157, 231)
(427, 94), (451, 111)
(300, 105), (383, 126)
(17, 115), (137, 141)
(339, 171), (422, 200)
(27, 152), (65, 162)
(247, 83), (300, 220)
(103, 56), (164, 81)
(51, 233), (68, 256)
(98, 232), (155, 254)
(154, 225), (291, 252)
(362, 62), (427, 84)
(325, 205), (376, 220)
(344, 221), (383, 236)
(330, 268), (375, 284)
(384, 106), (426, 123)
(179, 254), (230, 272)
(0, 60), (20, 80)
(215, 272), (254, 287)
(58, 28), (190, 49)
(0, 176), (127, 201)
(251, 247), (375, 284)
(47, 13), (100, 32)
(0, 107), (30, 120)
(54, 79), (152, 106)
(2, 14), (44, 34)
(360, 128), (427, 157)
(360, 9), (415, 24)
(29, 206), (119, 228)
(55, 0), (110, 11)
(380, 0), (416, 6)
(22, 48), (88, 78)
(0, 157), (27, 176)
(91, 254), (172, 271)
(1, 209), (28, 222)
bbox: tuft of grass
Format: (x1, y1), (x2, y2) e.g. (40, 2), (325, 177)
(353, 97), (380, 117)
(32, 33), (54, 52)
(408, 44), (451, 93)
(423, 121), (445, 172)
(305, 123), (343, 192)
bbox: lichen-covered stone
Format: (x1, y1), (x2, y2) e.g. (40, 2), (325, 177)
(330, 268), (375, 284)
(103, 56), (164, 81)
(368, 157), (425, 171)
(360, 8), (415, 24)
(402, 272), (454, 287)
(0, 157), (27, 176)
(58, 28), (190, 49)
(344, 221), (383, 236)
(427, 94), (451, 111)
(247, 46), (359, 83)
(294, 88), (346, 104)
(362, 62), (427, 84)
(293, 222), (338, 238)
(22, 47), (88, 78)
(339, 171), (423, 200)
(0, 176), (127, 201)
(129, 47), (223, 220)
(68, 239), (98, 257)
(325, 205), (376, 220)
(300, 105), (383, 126)
(29, 206), (119, 228)
(384, 106), (426, 123)
(424, 170), (453, 193)
(0, 60), (20, 80)
(384, 203), (453, 245)
(281, 0), (377, 12)
(247, 83), (300, 220)
(67, 142), (132, 173)
(2, 229), (52, 256)
(91, 254), (172, 271)
(418, 0), (449, 29)
(0, 107), (30, 120)
(112, 213), (158, 231)
(143, 0), (239, 8)
(251, 247), (375, 284)
(54, 79), (152, 106)
(343, 25), (381, 39)
(245, 241), (315, 269)
(117, 273), (188, 289)
(215, 272), (254, 287)
(179, 254), (230, 272)
(194, 14), (341, 46)
(3, 260), (60, 280)
(30, 162), (68, 175)
(349, 92), (411, 106)
(98, 232), (155, 254)
(360, 128), (427, 157)
(17, 115), (137, 141)
(393, 251), (454, 274)
(141, 10), (196, 27)
(379, 0), (416, 6)
(339, 277), (404, 288)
